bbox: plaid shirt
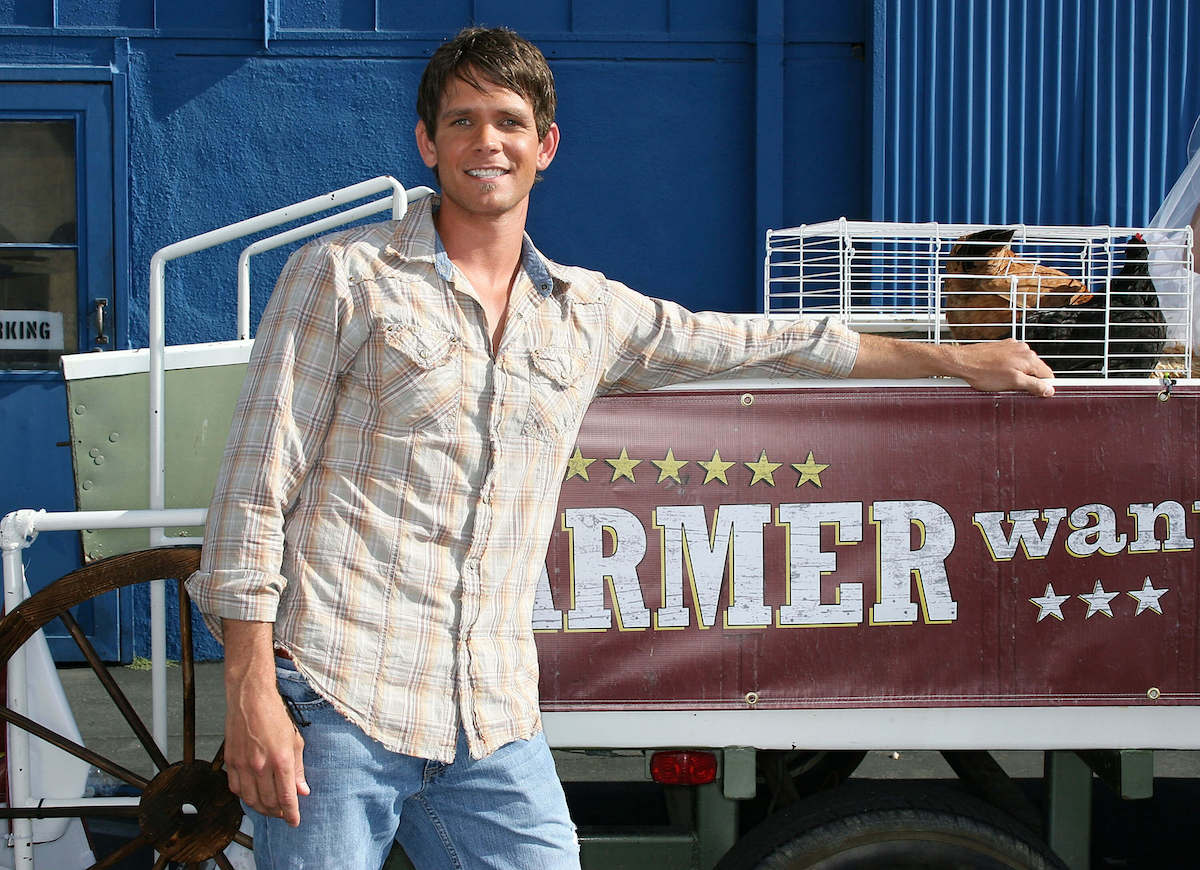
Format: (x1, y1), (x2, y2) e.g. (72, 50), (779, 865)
(187, 195), (859, 762)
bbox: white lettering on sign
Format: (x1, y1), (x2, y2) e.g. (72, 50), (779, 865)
(776, 501), (863, 627)
(973, 508), (1067, 560)
(653, 503), (772, 629)
(533, 497), (1199, 634)
(563, 507), (649, 630)
(532, 562), (563, 631)
(538, 499), (962, 633)
(972, 500), (1197, 558)
(870, 500), (958, 625)
(0, 310), (64, 350)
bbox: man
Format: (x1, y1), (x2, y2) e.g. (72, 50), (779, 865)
(187, 26), (1053, 870)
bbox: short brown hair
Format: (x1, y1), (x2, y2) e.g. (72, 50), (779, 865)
(417, 27), (557, 141)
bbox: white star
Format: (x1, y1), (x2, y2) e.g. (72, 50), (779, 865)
(1078, 579), (1119, 619)
(1030, 583), (1070, 622)
(1127, 576), (1168, 616)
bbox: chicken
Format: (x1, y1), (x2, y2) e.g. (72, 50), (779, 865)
(1023, 234), (1166, 377)
(943, 228), (1092, 342)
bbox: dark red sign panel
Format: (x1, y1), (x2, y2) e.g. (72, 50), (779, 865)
(535, 384), (1200, 711)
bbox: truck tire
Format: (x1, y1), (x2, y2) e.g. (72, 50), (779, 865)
(716, 781), (1065, 870)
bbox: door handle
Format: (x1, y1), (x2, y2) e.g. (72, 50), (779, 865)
(91, 297), (109, 347)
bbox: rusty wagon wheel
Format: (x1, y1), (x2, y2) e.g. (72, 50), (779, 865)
(0, 546), (250, 869)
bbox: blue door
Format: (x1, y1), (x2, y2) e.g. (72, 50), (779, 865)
(0, 81), (122, 661)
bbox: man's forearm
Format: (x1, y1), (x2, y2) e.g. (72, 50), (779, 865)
(849, 332), (1055, 397)
(849, 332), (966, 380)
(221, 617), (310, 826)
(222, 618), (277, 688)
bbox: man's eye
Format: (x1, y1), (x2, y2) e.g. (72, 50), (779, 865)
(451, 118), (470, 126)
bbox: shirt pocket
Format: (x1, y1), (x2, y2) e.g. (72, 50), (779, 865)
(522, 345), (592, 442)
(379, 321), (462, 432)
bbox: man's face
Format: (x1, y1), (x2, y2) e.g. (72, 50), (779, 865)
(415, 72), (559, 222)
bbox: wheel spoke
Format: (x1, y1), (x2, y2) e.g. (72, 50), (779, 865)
(232, 830), (254, 850)
(0, 703), (148, 789)
(0, 548), (202, 662)
(0, 548), (221, 870)
(0, 547), (236, 864)
(179, 579), (196, 765)
(214, 853), (238, 870)
(87, 832), (152, 870)
(211, 739), (226, 771)
(0, 804), (140, 819)
(58, 607), (170, 772)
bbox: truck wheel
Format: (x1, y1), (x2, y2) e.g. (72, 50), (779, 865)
(0, 547), (249, 869)
(716, 781), (1064, 870)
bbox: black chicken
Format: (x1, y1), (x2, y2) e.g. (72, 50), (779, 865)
(1023, 234), (1166, 377)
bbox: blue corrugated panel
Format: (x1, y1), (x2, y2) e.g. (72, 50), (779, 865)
(875, 0), (1200, 226)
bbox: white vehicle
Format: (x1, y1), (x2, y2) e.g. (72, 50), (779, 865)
(4, 179), (1197, 869)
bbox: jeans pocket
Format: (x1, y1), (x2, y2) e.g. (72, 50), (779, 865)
(275, 667), (332, 712)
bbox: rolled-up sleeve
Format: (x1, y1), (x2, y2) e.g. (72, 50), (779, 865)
(186, 240), (359, 642)
(596, 280), (860, 395)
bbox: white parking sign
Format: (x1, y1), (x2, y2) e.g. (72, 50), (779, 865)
(0, 310), (64, 350)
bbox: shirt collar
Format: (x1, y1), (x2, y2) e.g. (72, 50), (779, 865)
(388, 194), (571, 298)
(432, 234), (456, 283)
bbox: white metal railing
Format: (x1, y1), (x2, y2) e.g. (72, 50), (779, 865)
(143, 178), (432, 764)
(2, 508), (206, 868)
(149, 177), (434, 540)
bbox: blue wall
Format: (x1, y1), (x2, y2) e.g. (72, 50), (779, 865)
(5, 1), (1194, 342)
(1, 0), (1197, 660)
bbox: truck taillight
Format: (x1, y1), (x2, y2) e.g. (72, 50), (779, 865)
(649, 750), (718, 785)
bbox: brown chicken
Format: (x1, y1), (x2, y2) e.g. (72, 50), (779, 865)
(943, 228), (1092, 342)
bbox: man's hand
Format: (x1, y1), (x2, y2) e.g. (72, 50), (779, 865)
(222, 620), (310, 826)
(948, 338), (1056, 397)
(850, 333), (1055, 398)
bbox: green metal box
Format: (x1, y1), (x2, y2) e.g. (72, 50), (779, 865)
(61, 341), (252, 560)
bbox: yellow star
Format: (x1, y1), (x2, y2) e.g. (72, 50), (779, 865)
(792, 451), (829, 487)
(652, 448), (689, 484)
(744, 450), (783, 487)
(564, 446), (596, 481)
(697, 449), (735, 485)
(606, 447), (642, 482)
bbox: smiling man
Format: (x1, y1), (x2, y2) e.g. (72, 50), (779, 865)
(187, 26), (1053, 870)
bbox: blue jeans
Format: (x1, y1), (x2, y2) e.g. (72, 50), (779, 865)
(247, 657), (579, 870)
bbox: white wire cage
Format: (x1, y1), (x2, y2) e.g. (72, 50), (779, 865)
(765, 220), (1196, 378)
